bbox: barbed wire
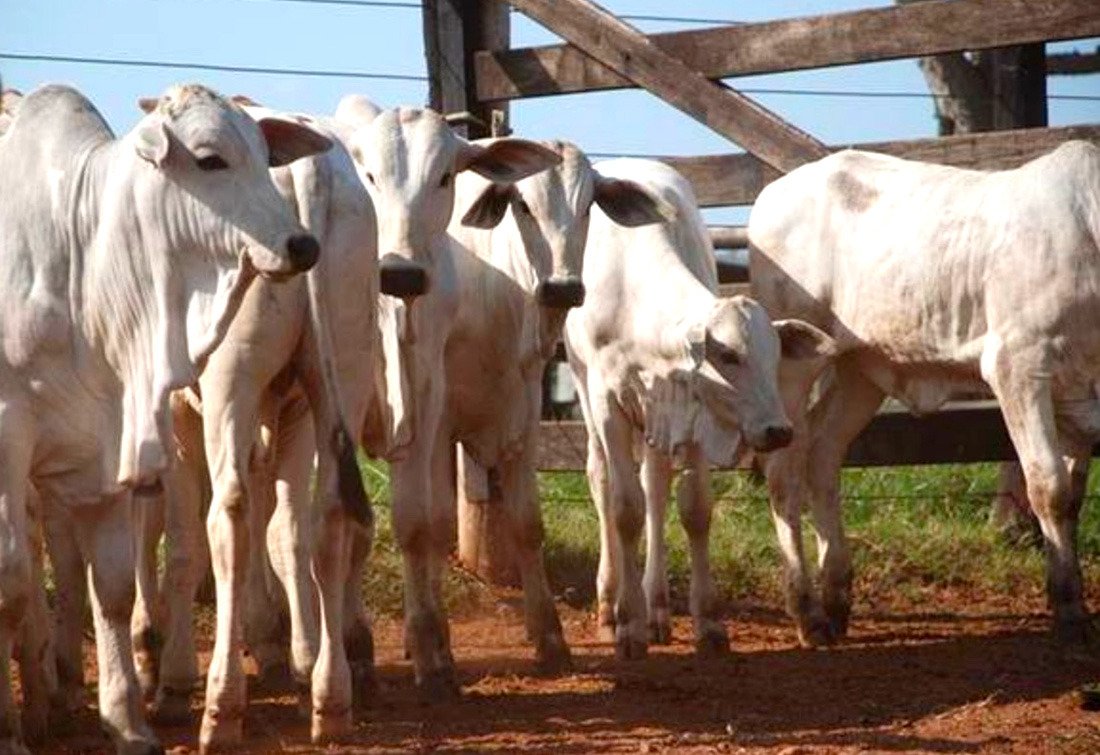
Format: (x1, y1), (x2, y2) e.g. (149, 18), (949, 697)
(0, 52), (428, 82)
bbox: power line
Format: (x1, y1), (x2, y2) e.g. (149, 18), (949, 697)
(0, 52), (428, 82)
(232, 0), (746, 25)
(6, 52), (1094, 103)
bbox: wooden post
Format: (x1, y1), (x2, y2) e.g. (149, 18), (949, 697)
(456, 445), (520, 586)
(423, 0), (509, 138)
(425, 1), (519, 584)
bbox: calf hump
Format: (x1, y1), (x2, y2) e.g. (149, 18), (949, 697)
(829, 169), (879, 213)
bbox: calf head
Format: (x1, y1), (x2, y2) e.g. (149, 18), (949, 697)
(134, 84), (330, 280)
(336, 96), (561, 298)
(461, 141), (676, 310)
(688, 297), (834, 461)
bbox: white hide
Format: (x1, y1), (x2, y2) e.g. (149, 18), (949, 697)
(0, 84), (327, 753)
(748, 142), (1100, 647)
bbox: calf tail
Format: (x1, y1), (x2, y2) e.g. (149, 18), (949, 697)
(290, 156), (373, 529)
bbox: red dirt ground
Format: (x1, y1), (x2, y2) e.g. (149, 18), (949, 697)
(39, 589), (1100, 754)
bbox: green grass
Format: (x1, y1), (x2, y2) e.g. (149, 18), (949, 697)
(359, 455), (1100, 617)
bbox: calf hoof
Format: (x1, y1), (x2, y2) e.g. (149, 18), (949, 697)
(648, 621), (673, 645)
(351, 661), (378, 703)
(119, 737), (165, 755)
(417, 668), (460, 703)
(287, 682), (308, 720)
(253, 660), (294, 694)
(796, 617), (835, 649)
(826, 604), (851, 640)
(199, 710), (243, 754)
(21, 707), (48, 747)
(695, 627), (731, 657)
(1053, 616), (1097, 647)
(0, 738), (31, 755)
(535, 635), (574, 674)
(150, 688), (194, 726)
(311, 709), (352, 745)
(615, 636), (648, 661)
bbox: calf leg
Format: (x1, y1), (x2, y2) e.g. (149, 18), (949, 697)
(200, 391), (261, 752)
(265, 396), (320, 707)
(154, 396), (210, 724)
(573, 367), (618, 644)
(804, 361), (883, 640)
(986, 346), (1090, 642)
(16, 494), (61, 747)
(130, 491), (164, 701)
(41, 497), (86, 713)
(677, 446), (728, 655)
(72, 493), (160, 754)
(0, 407), (34, 755)
(590, 397), (647, 660)
(343, 525), (376, 700)
(640, 447), (673, 645)
(499, 449), (571, 672)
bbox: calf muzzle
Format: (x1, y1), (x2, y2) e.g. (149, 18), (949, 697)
(536, 277), (586, 309)
(286, 233), (321, 272)
(379, 253), (429, 297)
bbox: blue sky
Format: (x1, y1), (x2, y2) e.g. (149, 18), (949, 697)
(2, 0), (1097, 225)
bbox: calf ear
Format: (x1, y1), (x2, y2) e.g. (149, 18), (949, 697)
(258, 117), (333, 167)
(230, 94), (262, 107)
(137, 97), (159, 114)
(134, 119), (176, 168)
(457, 138), (561, 184)
(461, 183), (515, 229)
(774, 319), (835, 361)
(594, 175), (677, 227)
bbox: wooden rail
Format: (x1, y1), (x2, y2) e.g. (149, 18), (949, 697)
(478, 0), (1100, 102)
(537, 401), (1035, 472)
(664, 124), (1100, 207)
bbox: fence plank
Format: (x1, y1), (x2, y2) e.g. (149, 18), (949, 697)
(536, 402), (1045, 472)
(661, 123), (1100, 207)
(477, 0), (1100, 102)
(502, 0), (827, 171)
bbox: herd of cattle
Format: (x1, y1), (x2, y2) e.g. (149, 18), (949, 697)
(0, 82), (1096, 754)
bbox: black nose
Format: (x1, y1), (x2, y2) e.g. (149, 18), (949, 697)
(756, 424), (794, 453)
(536, 278), (586, 308)
(286, 233), (320, 271)
(379, 253), (429, 298)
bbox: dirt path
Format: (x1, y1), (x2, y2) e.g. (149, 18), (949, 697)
(42, 590), (1100, 754)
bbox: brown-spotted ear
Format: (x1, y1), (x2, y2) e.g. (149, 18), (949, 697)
(134, 119), (175, 168)
(594, 174), (677, 227)
(774, 319), (835, 361)
(137, 97), (159, 114)
(461, 183), (515, 229)
(257, 117), (332, 167)
(231, 94), (261, 107)
(456, 138), (561, 184)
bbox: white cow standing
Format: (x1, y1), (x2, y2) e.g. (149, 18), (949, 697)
(91, 101), (391, 750)
(0, 84), (328, 755)
(336, 99), (561, 694)
(748, 142), (1100, 647)
(444, 141), (675, 670)
(565, 159), (835, 659)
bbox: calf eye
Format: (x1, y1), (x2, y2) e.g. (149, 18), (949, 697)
(195, 154), (229, 171)
(439, 172), (452, 188)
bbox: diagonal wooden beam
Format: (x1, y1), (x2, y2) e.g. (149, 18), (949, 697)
(501, 0), (828, 172)
(479, 0), (1100, 102)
